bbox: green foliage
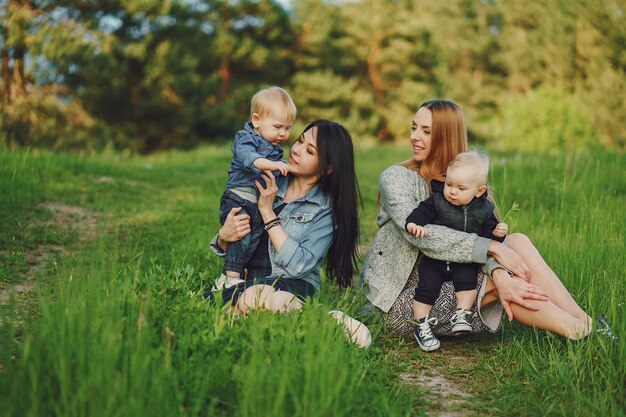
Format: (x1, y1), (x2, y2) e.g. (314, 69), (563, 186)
(289, 71), (380, 143)
(579, 65), (626, 150)
(1, 0), (625, 151)
(1, 0), (299, 152)
(493, 88), (601, 151)
(0, 91), (111, 150)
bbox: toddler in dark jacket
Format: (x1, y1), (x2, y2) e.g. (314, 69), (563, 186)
(405, 151), (508, 352)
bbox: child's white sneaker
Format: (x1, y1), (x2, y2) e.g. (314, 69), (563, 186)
(211, 274), (244, 292)
(329, 310), (372, 348)
(450, 307), (472, 333)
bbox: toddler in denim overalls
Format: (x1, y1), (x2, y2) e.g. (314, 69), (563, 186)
(212, 87), (297, 290)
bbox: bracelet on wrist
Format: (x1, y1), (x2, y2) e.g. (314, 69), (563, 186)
(263, 217), (281, 231)
(264, 221), (282, 231)
(264, 217), (280, 226)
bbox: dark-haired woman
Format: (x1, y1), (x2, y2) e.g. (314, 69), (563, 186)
(209, 120), (371, 347)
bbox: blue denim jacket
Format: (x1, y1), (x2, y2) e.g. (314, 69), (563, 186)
(226, 122), (283, 189)
(210, 174), (333, 291)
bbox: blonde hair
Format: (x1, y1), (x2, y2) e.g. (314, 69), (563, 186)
(448, 151), (489, 186)
(449, 150), (501, 219)
(250, 86), (297, 122)
(401, 99), (467, 185)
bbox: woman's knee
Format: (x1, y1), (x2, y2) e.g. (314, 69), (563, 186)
(265, 291), (303, 313)
(506, 232), (532, 249)
(237, 284), (276, 313)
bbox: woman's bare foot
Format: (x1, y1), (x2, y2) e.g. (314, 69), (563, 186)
(329, 310), (372, 348)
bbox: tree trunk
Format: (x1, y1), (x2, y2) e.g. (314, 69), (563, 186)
(219, 54), (230, 102)
(367, 35), (389, 141)
(19, 0), (30, 93)
(367, 40), (384, 105)
(13, 48), (26, 96)
(3, 0), (32, 99)
(1, 46), (11, 105)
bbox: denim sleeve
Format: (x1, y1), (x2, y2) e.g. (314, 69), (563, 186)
(208, 233), (226, 257)
(273, 208), (334, 278)
(232, 131), (263, 175)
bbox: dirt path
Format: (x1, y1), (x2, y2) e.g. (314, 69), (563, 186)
(401, 367), (470, 417)
(0, 202), (98, 305)
(398, 338), (497, 417)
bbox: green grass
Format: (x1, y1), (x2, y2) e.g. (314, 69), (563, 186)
(0, 144), (624, 416)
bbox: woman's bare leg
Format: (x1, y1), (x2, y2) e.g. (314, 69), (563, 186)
(482, 235), (593, 339)
(482, 282), (590, 339)
(329, 310), (372, 348)
(265, 290), (304, 313)
(482, 278), (500, 306)
(235, 285), (371, 347)
(237, 284), (302, 314)
(509, 299), (591, 339)
(505, 233), (592, 323)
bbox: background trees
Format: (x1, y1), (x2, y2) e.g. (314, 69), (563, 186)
(1, 0), (624, 152)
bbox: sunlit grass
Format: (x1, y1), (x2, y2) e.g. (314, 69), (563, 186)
(0, 144), (624, 416)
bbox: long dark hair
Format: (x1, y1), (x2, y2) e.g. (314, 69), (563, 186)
(304, 119), (361, 289)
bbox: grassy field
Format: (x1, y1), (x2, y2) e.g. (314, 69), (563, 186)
(0, 144), (624, 416)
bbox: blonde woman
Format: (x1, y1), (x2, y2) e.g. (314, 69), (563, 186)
(360, 99), (617, 345)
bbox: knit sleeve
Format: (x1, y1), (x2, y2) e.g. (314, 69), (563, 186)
(405, 195), (437, 229)
(379, 165), (490, 264)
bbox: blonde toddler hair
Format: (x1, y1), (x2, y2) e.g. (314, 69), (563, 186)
(250, 86), (297, 122)
(447, 151), (490, 186)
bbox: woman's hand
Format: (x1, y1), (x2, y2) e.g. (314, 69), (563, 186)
(216, 207), (251, 250)
(255, 170), (278, 221)
(489, 240), (530, 281)
(491, 268), (549, 321)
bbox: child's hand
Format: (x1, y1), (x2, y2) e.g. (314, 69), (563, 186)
(269, 161), (290, 176)
(407, 223), (427, 238)
(493, 222), (508, 238)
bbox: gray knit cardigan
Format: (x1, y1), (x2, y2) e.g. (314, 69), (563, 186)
(360, 164), (502, 313)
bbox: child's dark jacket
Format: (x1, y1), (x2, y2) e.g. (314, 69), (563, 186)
(405, 180), (505, 242)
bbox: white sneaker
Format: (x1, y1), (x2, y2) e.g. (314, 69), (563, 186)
(450, 308), (472, 333)
(211, 274), (244, 292)
(329, 310), (372, 348)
